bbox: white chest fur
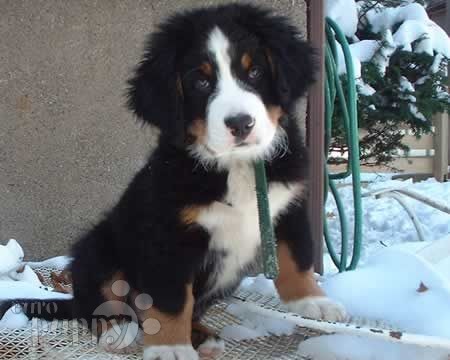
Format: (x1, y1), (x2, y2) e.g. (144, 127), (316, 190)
(197, 162), (304, 290)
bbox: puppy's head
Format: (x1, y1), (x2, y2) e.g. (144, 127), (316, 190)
(127, 4), (316, 167)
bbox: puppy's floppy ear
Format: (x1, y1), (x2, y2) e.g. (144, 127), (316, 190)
(234, 5), (317, 109)
(127, 28), (185, 146)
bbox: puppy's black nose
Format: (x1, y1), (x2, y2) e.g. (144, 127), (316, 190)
(224, 114), (255, 140)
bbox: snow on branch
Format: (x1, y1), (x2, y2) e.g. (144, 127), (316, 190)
(325, 0), (450, 166)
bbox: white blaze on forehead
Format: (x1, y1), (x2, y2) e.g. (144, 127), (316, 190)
(203, 27), (276, 161)
(207, 27), (232, 77)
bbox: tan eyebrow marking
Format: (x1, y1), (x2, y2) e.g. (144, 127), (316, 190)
(186, 118), (207, 146)
(180, 205), (203, 226)
(267, 105), (284, 126)
(241, 53), (253, 71)
(265, 48), (275, 75)
(200, 62), (213, 77)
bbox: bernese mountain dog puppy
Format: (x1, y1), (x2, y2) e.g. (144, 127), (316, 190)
(1, 4), (346, 359)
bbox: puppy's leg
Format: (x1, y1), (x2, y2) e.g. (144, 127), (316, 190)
(275, 203), (347, 322)
(275, 242), (346, 321)
(192, 322), (225, 360)
(95, 272), (141, 354)
(139, 284), (198, 360)
(131, 207), (211, 359)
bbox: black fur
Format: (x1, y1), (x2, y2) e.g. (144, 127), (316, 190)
(1, 3), (316, 336)
(0, 299), (74, 321)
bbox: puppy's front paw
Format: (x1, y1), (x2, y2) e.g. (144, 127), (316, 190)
(285, 296), (347, 322)
(144, 344), (199, 360)
(198, 337), (225, 360)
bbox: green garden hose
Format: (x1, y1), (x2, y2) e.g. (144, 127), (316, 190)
(254, 160), (279, 279)
(324, 18), (363, 272)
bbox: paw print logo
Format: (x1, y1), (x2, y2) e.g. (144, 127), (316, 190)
(92, 280), (161, 351)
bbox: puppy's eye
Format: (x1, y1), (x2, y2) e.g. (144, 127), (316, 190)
(248, 66), (263, 81)
(195, 78), (211, 91)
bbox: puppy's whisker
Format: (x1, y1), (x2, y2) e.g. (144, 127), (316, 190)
(260, 128), (288, 161)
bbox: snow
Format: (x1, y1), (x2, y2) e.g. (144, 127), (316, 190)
(431, 53), (445, 74)
(364, 3), (429, 34)
(372, 29), (396, 77)
(0, 239), (72, 329)
(297, 334), (450, 360)
(398, 75), (429, 121)
(239, 274), (277, 296)
(349, 40), (380, 62)
(0, 306), (30, 329)
(0, 239), (24, 276)
(236, 242), (450, 342)
(220, 302), (296, 341)
(0, 280), (71, 302)
(326, 0), (358, 38)
(234, 241), (450, 359)
(233, 244), (450, 360)
(326, 177), (450, 265)
(366, 4), (450, 57)
(399, 76), (415, 98)
(323, 176), (450, 346)
(28, 255), (72, 270)
(9, 265), (43, 287)
(322, 247), (450, 338)
(394, 20), (450, 57)
(416, 75), (430, 85)
(409, 103), (427, 121)
(328, 0), (450, 115)
(335, 38), (383, 78)
(220, 324), (264, 341)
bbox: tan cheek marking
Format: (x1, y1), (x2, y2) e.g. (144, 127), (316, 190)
(267, 105), (284, 126)
(140, 284), (194, 346)
(200, 62), (213, 77)
(241, 53), (252, 71)
(275, 242), (324, 302)
(180, 205), (204, 226)
(187, 118), (207, 145)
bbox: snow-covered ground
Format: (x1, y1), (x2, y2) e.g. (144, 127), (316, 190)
(325, 175), (450, 271)
(298, 334), (450, 360)
(228, 245), (450, 359)
(234, 241), (450, 359)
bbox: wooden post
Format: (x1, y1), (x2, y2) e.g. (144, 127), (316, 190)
(307, 0), (325, 274)
(433, 112), (449, 182)
(447, 5), (450, 169)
